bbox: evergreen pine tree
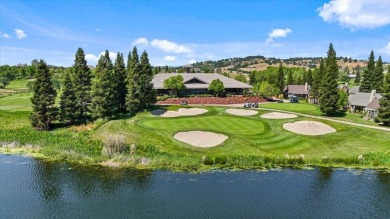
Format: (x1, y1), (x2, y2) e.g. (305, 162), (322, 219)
(372, 55), (384, 92)
(59, 71), (78, 125)
(319, 43), (339, 116)
(302, 69), (307, 84)
(307, 68), (313, 85)
(126, 47), (141, 115)
(378, 74), (390, 126)
(90, 50), (116, 119)
(360, 50), (375, 92)
(276, 62), (285, 92)
(114, 52), (127, 114)
(73, 48), (91, 124)
(287, 70), (293, 85)
(354, 70), (361, 84)
(139, 51), (156, 109)
(30, 60), (57, 130)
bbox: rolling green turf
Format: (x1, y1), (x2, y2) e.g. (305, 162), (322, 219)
(139, 116), (264, 135)
(0, 93), (32, 111)
(1, 105), (390, 170)
(259, 102), (319, 113)
(6, 79), (32, 90)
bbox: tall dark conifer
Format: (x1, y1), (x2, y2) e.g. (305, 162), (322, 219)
(287, 70), (293, 85)
(90, 50), (116, 119)
(319, 43), (339, 116)
(114, 52), (127, 114)
(139, 51), (156, 109)
(360, 50), (375, 92)
(276, 62), (284, 92)
(354, 70), (361, 84)
(126, 47), (141, 115)
(311, 59), (324, 103)
(378, 74), (390, 126)
(59, 71), (77, 124)
(307, 68), (313, 85)
(373, 55), (384, 92)
(73, 48), (91, 123)
(30, 60), (57, 130)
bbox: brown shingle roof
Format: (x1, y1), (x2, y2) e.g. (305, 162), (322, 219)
(284, 85), (310, 95)
(366, 99), (380, 110)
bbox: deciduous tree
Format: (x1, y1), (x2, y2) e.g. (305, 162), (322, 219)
(208, 79), (225, 97)
(163, 75), (185, 96)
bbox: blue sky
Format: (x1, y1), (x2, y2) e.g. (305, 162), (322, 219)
(1, 0), (390, 66)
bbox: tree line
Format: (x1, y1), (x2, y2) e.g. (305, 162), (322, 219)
(31, 47), (155, 130)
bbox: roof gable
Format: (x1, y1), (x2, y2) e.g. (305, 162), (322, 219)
(184, 77), (208, 85)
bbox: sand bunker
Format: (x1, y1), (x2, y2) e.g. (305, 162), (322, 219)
(226, 109), (258, 116)
(174, 131), (228, 147)
(283, 121), (336, 136)
(151, 108), (208, 117)
(261, 112), (297, 119)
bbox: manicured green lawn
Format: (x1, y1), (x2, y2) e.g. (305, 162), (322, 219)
(0, 93), (32, 111)
(259, 102), (319, 113)
(1, 105), (390, 170)
(139, 116), (265, 135)
(6, 79), (32, 91)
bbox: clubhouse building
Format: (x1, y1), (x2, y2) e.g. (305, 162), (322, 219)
(152, 73), (252, 95)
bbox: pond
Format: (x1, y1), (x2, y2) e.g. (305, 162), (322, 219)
(1, 154), (389, 218)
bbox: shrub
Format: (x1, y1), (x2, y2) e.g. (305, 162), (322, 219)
(102, 134), (127, 157)
(215, 156), (227, 164)
(202, 155), (214, 165)
(157, 95), (170, 101)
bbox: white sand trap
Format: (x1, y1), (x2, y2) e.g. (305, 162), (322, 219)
(261, 112), (298, 119)
(174, 131), (228, 147)
(226, 109), (258, 116)
(151, 108), (208, 117)
(283, 121), (336, 136)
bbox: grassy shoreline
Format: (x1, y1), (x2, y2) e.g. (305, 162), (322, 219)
(1, 105), (390, 171)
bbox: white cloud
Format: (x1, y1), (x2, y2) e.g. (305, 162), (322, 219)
(380, 42), (390, 55)
(266, 28), (292, 43)
(188, 59), (197, 64)
(85, 54), (99, 62)
(132, 37), (149, 46)
(317, 0), (390, 30)
(85, 51), (117, 63)
(150, 39), (192, 53)
(14, 29), (27, 39)
(0, 31), (11, 39)
(163, 55), (176, 61)
(99, 51), (117, 61)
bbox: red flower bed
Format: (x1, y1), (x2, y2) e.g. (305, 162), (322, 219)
(157, 96), (267, 105)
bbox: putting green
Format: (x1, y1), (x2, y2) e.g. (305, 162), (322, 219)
(139, 115), (265, 135)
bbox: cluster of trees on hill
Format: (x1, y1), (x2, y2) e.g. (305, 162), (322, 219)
(31, 47), (155, 130)
(249, 66), (312, 86)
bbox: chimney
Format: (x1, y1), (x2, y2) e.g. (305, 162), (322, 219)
(304, 82), (308, 92)
(369, 90), (376, 102)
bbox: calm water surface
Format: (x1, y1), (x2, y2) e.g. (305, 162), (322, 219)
(1, 154), (389, 218)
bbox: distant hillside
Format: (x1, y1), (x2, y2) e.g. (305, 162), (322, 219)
(191, 55), (389, 75)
